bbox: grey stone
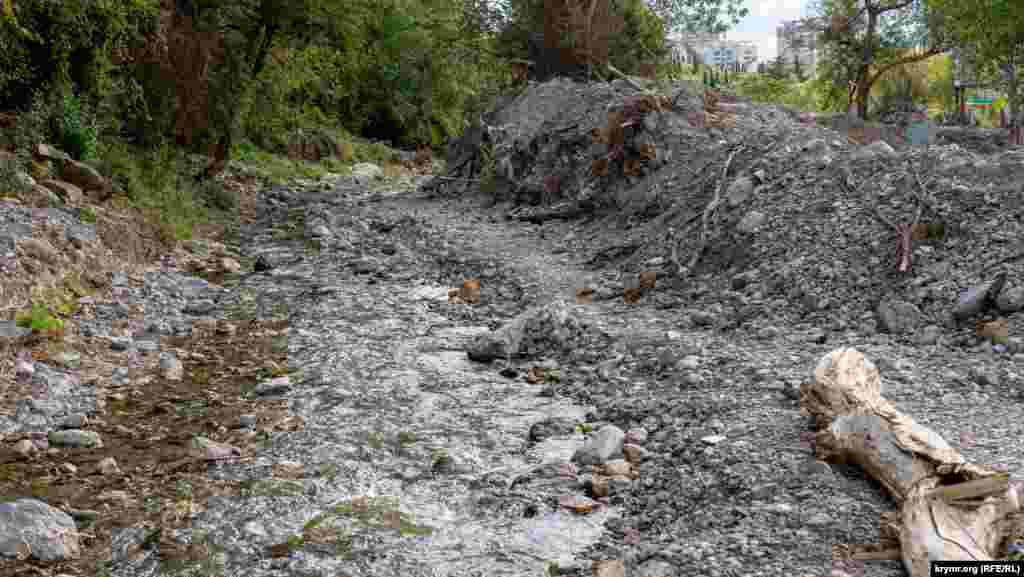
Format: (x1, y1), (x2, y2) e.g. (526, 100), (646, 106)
(726, 176), (755, 207)
(875, 298), (921, 334)
(914, 324), (943, 345)
(48, 429), (103, 448)
(996, 285), (1024, 313)
(109, 336), (132, 351)
(572, 424), (626, 466)
(636, 558), (677, 577)
(350, 163), (383, 187)
(737, 210), (767, 233)
(0, 499), (81, 561)
(954, 271), (1007, 321)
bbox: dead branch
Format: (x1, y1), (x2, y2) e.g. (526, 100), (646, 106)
(802, 349), (1022, 576)
(686, 146), (742, 271)
(605, 62), (649, 93)
(910, 167), (939, 219)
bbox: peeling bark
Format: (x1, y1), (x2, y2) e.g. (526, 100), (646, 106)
(801, 349), (1022, 575)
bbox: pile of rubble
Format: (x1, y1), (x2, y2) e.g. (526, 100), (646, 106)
(426, 76), (1024, 348)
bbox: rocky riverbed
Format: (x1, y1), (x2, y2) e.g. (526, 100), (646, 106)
(1, 78), (1023, 577)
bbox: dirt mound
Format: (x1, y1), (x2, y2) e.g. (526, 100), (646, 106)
(425, 77), (1024, 346)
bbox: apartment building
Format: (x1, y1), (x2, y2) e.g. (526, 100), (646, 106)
(668, 31), (725, 67)
(776, 18), (823, 75)
(668, 32), (757, 72)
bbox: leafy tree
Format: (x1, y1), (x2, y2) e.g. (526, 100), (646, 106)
(646, 0), (748, 36)
(794, 53), (805, 81)
(804, 0), (956, 119)
(0, 0), (161, 138)
(926, 0), (1023, 137)
(768, 54), (787, 80)
(608, 0), (672, 75)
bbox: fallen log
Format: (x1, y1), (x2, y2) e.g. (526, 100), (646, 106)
(800, 348), (1022, 576)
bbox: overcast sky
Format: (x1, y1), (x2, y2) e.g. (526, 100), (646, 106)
(724, 0), (816, 62)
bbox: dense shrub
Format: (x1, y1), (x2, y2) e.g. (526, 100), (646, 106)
(53, 90), (99, 161)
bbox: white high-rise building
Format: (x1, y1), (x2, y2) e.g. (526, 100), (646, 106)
(668, 32), (757, 72)
(668, 31), (726, 67)
(776, 18), (822, 75)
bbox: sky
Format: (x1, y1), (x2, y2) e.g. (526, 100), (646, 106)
(721, 0), (817, 63)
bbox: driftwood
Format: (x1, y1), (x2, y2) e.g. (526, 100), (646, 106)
(801, 348), (1022, 576)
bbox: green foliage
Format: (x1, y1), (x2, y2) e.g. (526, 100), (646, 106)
(927, 0), (1024, 117)
(0, 155), (31, 198)
(0, 0), (160, 116)
(53, 90), (99, 161)
(232, 139), (261, 164)
(15, 303), (64, 334)
(78, 206), (97, 224)
(0, 14), (35, 106)
(91, 137), (215, 240)
(11, 88), (55, 169)
(607, 0), (671, 75)
(645, 0), (749, 36)
(735, 74), (819, 111)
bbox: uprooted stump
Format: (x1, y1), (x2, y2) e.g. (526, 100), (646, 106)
(801, 348), (1022, 576)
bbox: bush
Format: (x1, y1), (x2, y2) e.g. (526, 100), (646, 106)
(196, 178), (236, 212)
(12, 88), (55, 167)
(54, 91), (99, 161)
(0, 155), (31, 198)
(733, 75), (819, 112)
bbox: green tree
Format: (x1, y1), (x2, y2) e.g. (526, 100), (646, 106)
(646, 0), (748, 35)
(768, 54), (787, 80)
(805, 0), (955, 119)
(794, 53), (805, 81)
(608, 0), (672, 75)
(926, 0), (1023, 138)
(0, 0), (161, 137)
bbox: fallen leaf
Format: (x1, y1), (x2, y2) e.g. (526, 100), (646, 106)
(593, 559), (626, 577)
(383, 510), (402, 530)
(414, 145), (432, 166)
(623, 158), (642, 177)
(558, 494), (595, 514)
(638, 271), (656, 290)
(351, 496), (369, 513)
(460, 278), (481, 304)
(527, 367), (546, 384)
(607, 111), (625, 147)
(976, 318), (1008, 340)
(268, 542), (291, 558)
(623, 287), (642, 304)
(911, 223), (929, 241)
(576, 287), (594, 304)
(591, 158), (609, 177)
(639, 143), (657, 162)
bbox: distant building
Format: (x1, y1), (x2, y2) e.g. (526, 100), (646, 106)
(733, 41), (758, 72)
(668, 31), (726, 67)
(777, 18), (823, 76)
(668, 32), (757, 72)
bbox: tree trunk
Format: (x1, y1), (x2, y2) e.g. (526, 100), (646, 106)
(195, 16), (278, 183)
(856, 10), (879, 120)
(801, 349), (1022, 576)
(1009, 41), (1021, 145)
